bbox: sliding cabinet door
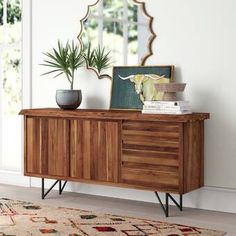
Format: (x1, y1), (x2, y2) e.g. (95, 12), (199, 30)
(70, 120), (120, 183)
(25, 117), (70, 177)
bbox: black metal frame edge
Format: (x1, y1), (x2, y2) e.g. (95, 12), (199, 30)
(155, 192), (183, 217)
(42, 178), (68, 199)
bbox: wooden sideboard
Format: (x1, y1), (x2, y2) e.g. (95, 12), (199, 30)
(20, 108), (209, 216)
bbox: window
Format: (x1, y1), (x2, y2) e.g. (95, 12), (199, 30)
(0, 0), (22, 171)
(82, 0), (150, 69)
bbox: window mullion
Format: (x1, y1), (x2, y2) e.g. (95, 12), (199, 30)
(0, 50), (2, 170)
(98, 0), (103, 48)
(0, 0), (7, 170)
(137, 7), (142, 63)
(123, 0), (128, 65)
(3, 0), (7, 46)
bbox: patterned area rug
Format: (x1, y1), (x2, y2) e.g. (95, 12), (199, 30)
(0, 198), (226, 236)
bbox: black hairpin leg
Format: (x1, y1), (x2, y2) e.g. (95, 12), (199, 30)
(59, 180), (67, 195)
(155, 192), (183, 217)
(42, 178), (67, 199)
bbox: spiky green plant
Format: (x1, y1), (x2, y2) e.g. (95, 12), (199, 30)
(41, 40), (84, 90)
(93, 46), (111, 74)
(84, 42), (95, 68)
(84, 43), (111, 75)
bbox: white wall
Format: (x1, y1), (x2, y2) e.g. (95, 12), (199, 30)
(21, 0), (236, 212)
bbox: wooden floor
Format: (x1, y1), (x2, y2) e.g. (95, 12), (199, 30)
(0, 184), (235, 235)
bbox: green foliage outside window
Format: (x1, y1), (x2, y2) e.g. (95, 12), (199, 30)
(0, 0), (21, 115)
(88, 0), (138, 42)
(82, 0), (139, 67)
(0, 0), (21, 25)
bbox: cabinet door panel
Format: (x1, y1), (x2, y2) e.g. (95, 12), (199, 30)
(70, 120), (120, 182)
(47, 118), (70, 176)
(26, 117), (70, 177)
(26, 117), (45, 174)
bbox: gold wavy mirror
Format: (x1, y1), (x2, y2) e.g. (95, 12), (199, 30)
(78, 0), (156, 79)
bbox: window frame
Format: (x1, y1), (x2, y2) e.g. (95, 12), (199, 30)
(0, 0), (22, 171)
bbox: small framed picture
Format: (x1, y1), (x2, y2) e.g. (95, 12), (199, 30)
(110, 65), (174, 110)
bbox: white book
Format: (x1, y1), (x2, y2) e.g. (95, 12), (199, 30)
(142, 109), (192, 115)
(144, 101), (189, 107)
(143, 105), (191, 111)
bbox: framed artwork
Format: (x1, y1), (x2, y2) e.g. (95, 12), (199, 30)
(110, 65), (174, 110)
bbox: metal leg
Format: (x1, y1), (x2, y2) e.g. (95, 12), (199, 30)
(42, 178), (45, 199)
(42, 178), (67, 199)
(165, 193), (169, 217)
(154, 192), (183, 217)
(59, 181), (67, 195)
(155, 192), (168, 217)
(167, 193), (183, 211)
(180, 194), (183, 211)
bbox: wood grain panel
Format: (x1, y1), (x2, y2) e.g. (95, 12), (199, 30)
(21, 109), (209, 195)
(20, 108), (210, 123)
(123, 144), (179, 153)
(122, 121), (180, 149)
(123, 130), (179, 143)
(121, 121), (182, 190)
(70, 120), (120, 183)
(123, 149), (178, 160)
(122, 153), (179, 167)
(123, 121), (180, 132)
(121, 166), (179, 189)
(123, 137), (179, 148)
(26, 118), (42, 174)
(26, 117), (69, 177)
(106, 122), (120, 182)
(47, 119), (70, 176)
(183, 121), (204, 193)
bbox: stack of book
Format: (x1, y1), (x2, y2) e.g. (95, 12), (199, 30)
(142, 101), (192, 115)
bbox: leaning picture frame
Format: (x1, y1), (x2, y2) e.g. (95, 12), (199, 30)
(110, 65), (174, 110)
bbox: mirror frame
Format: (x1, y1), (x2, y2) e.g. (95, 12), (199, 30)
(77, 0), (156, 79)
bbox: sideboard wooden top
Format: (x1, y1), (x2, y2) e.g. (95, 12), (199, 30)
(19, 108), (209, 122)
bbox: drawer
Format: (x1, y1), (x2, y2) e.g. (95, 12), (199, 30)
(121, 121), (182, 192)
(122, 121), (181, 152)
(122, 121), (181, 133)
(121, 150), (180, 191)
(122, 149), (179, 167)
(121, 164), (179, 192)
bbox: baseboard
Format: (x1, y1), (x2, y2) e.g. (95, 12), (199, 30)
(181, 186), (236, 213)
(0, 171), (30, 187)
(30, 178), (236, 214)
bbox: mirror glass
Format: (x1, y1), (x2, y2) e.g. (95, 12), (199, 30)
(79, 0), (155, 77)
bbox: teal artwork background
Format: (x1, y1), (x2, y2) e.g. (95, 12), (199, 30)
(110, 66), (174, 110)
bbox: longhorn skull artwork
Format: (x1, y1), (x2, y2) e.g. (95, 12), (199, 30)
(118, 74), (170, 103)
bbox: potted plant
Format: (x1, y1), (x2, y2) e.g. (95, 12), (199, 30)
(41, 40), (84, 109)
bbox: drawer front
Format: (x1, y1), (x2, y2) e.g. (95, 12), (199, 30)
(121, 121), (182, 192)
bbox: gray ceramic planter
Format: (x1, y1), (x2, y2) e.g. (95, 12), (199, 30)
(56, 89), (82, 110)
